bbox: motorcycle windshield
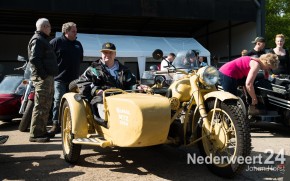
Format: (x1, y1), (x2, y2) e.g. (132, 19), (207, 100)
(0, 75), (23, 94)
(172, 50), (200, 70)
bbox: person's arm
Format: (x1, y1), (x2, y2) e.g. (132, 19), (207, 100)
(160, 60), (169, 71)
(79, 41), (84, 62)
(29, 39), (47, 79)
(286, 50), (290, 74)
(245, 60), (260, 105)
(124, 70), (137, 90)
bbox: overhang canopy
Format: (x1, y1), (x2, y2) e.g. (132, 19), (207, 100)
(56, 32), (211, 77)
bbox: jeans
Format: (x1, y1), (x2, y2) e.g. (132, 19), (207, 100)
(219, 71), (238, 96)
(52, 81), (68, 124)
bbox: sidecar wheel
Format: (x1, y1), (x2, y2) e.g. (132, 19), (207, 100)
(61, 100), (81, 163)
(18, 100), (33, 132)
(197, 99), (251, 178)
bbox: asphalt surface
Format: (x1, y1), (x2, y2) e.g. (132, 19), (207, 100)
(0, 119), (289, 181)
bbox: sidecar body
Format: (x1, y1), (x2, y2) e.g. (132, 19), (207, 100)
(61, 92), (171, 147)
(241, 74), (290, 126)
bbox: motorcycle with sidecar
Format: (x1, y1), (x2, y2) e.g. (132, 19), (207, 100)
(0, 56), (29, 122)
(60, 49), (251, 178)
(16, 55), (35, 132)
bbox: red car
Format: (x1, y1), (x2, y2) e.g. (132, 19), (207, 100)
(0, 75), (26, 122)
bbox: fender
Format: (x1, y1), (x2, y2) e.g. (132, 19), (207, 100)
(191, 91), (238, 140)
(204, 91), (238, 101)
(203, 90), (247, 115)
(60, 93), (88, 138)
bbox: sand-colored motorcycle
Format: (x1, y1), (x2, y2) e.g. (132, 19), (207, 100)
(60, 49), (251, 178)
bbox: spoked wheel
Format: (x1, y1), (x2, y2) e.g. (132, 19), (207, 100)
(61, 100), (81, 163)
(197, 99), (251, 178)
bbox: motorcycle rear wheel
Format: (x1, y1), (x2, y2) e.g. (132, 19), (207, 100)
(61, 100), (82, 163)
(18, 100), (33, 132)
(197, 99), (251, 178)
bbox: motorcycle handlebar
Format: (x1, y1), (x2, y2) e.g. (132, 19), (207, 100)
(14, 62), (28, 71)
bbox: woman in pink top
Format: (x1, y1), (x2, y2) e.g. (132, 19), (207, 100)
(219, 53), (279, 107)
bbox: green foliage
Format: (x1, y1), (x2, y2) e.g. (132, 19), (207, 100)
(265, 0), (290, 49)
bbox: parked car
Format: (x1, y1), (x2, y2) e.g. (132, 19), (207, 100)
(0, 74), (26, 122)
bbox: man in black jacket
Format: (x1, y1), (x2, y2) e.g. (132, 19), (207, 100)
(247, 37), (266, 58)
(28, 18), (58, 142)
(48, 22), (83, 135)
(80, 42), (136, 92)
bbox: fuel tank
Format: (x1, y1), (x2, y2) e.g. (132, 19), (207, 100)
(169, 77), (192, 102)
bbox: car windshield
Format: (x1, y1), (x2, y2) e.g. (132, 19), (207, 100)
(0, 75), (23, 94)
(172, 50), (200, 70)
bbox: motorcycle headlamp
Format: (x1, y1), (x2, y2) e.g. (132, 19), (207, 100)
(197, 66), (219, 86)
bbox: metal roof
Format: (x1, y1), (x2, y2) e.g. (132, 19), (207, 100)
(0, 0), (259, 37)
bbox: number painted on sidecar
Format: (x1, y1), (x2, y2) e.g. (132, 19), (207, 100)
(116, 107), (130, 126)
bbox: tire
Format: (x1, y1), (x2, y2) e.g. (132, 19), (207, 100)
(280, 109), (290, 127)
(68, 79), (79, 93)
(197, 99), (251, 178)
(18, 100), (34, 132)
(236, 88), (248, 117)
(61, 100), (82, 163)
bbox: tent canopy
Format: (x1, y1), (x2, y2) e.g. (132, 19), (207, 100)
(56, 32), (211, 77)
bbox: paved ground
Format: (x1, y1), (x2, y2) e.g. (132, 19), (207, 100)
(0, 120), (289, 181)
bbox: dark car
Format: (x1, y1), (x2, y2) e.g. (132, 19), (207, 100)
(0, 74), (25, 122)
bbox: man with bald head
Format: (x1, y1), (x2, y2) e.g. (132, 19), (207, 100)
(28, 18), (58, 142)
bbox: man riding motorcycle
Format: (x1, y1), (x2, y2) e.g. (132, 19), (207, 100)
(77, 42), (137, 98)
(72, 42), (141, 126)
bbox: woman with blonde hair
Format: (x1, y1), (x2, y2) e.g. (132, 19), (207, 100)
(219, 53), (279, 114)
(270, 34), (290, 75)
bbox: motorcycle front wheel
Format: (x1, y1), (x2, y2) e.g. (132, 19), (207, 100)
(18, 100), (33, 132)
(197, 99), (251, 178)
(61, 100), (81, 163)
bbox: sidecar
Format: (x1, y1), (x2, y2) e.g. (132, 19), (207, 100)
(61, 49), (252, 178)
(60, 90), (171, 163)
(243, 73), (290, 126)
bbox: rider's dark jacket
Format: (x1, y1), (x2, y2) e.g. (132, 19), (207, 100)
(80, 59), (137, 91)
(28, 31), (58, 79)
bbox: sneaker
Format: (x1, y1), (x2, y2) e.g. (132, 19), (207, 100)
(29, 136), (50, 143)
(248, 105), (266, 115)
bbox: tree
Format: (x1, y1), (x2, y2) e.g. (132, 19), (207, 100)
(265, 0), (290, 49)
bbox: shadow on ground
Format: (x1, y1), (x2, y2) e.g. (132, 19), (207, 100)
(0, 120), (287, 180)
